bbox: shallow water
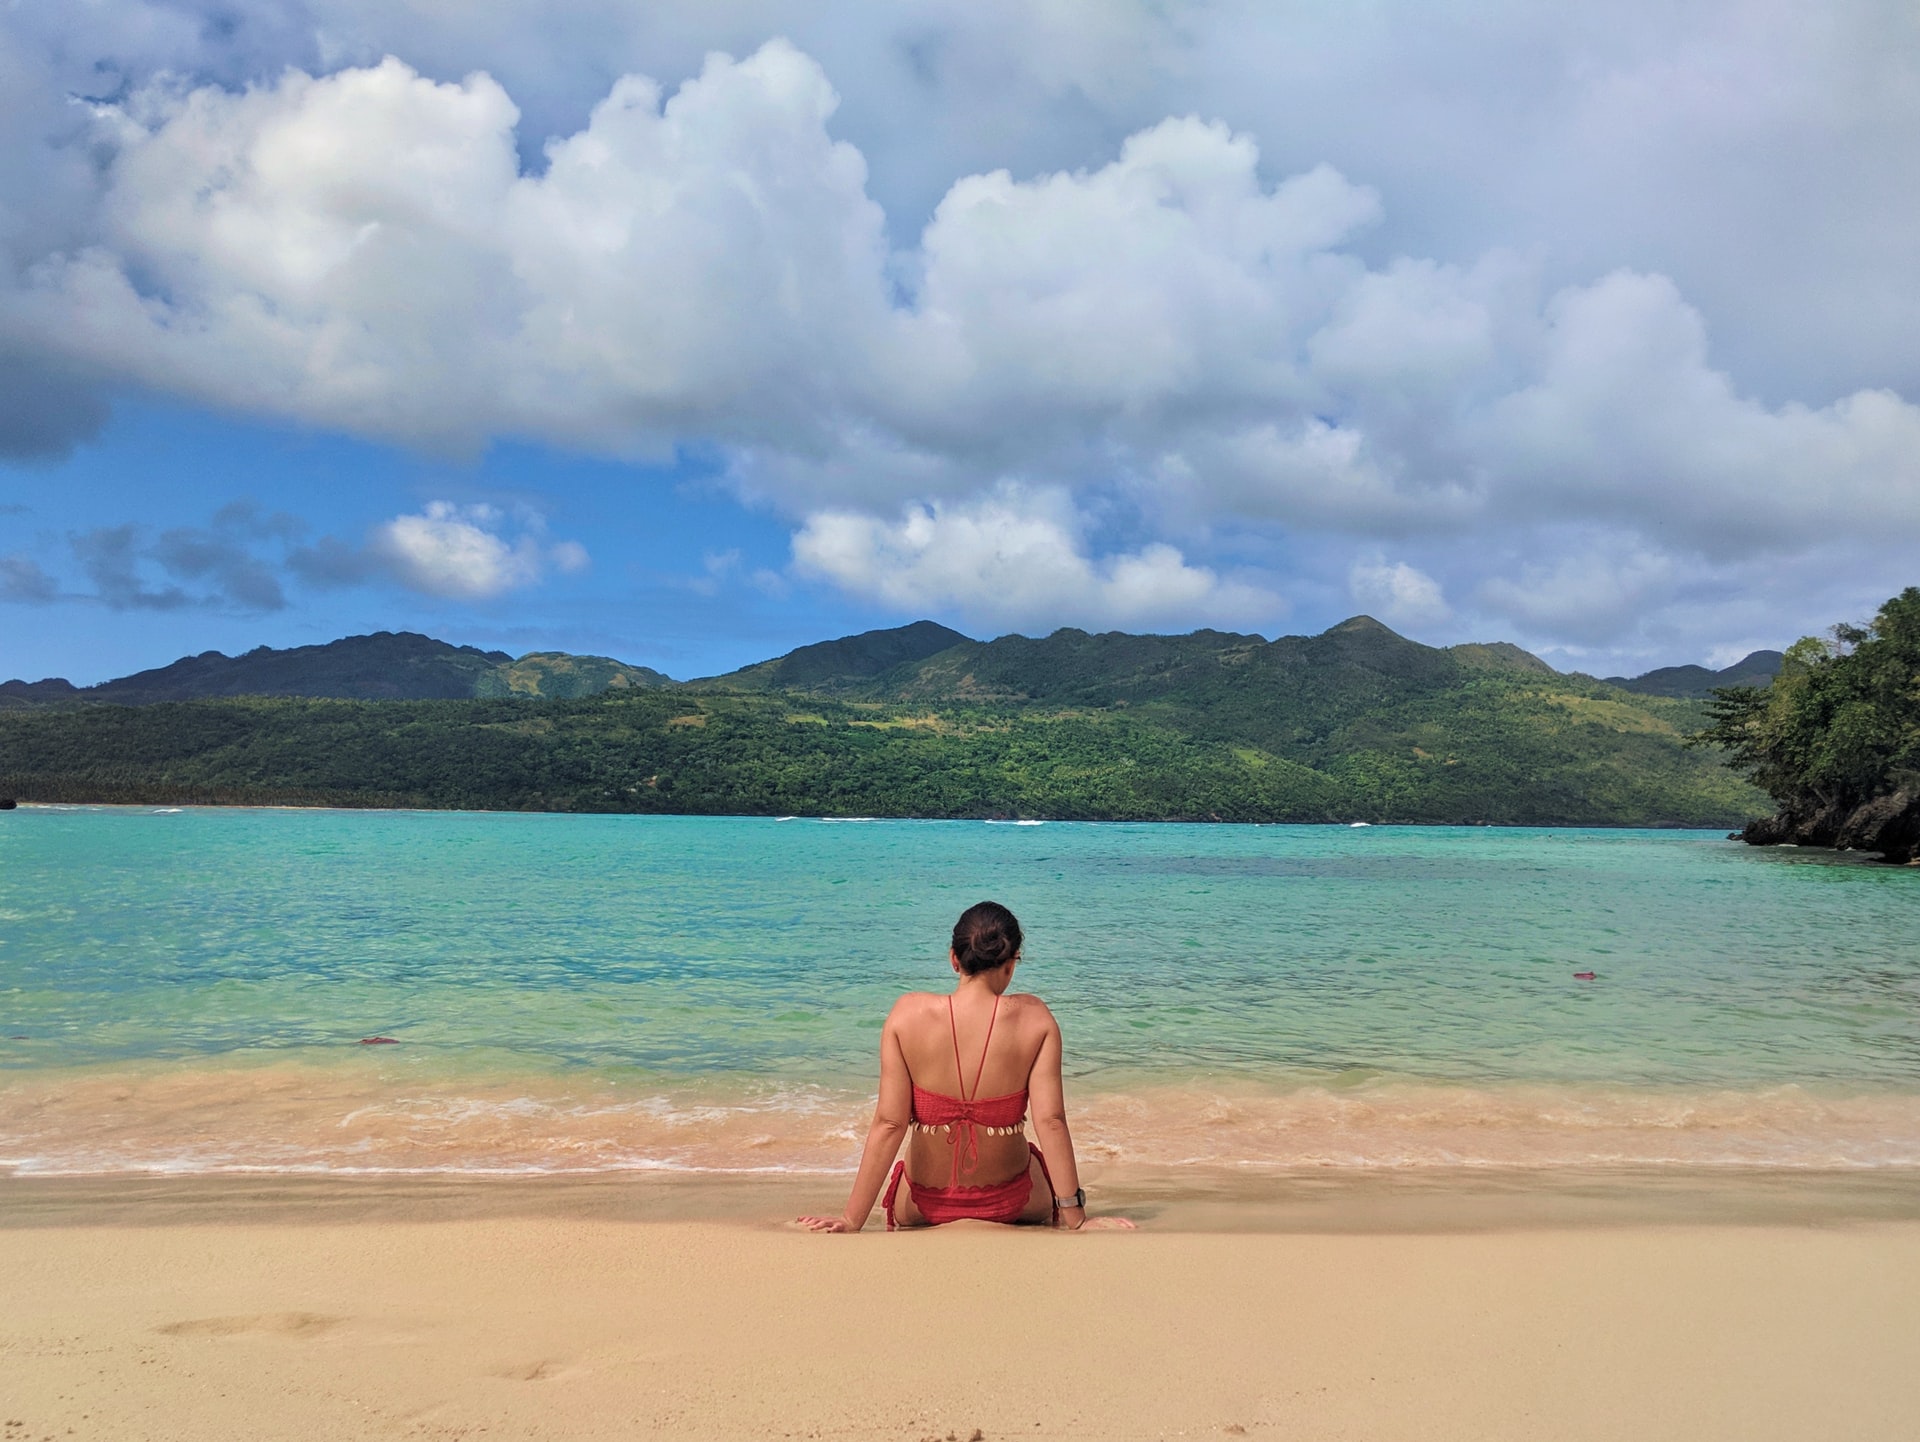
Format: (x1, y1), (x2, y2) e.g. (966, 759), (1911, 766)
(1, 807), (1915, 1176)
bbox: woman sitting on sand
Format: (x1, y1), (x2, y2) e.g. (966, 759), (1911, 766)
(800, 901), (1129, 1232)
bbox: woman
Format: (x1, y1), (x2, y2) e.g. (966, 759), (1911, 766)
(799, 901), (1129, 1232)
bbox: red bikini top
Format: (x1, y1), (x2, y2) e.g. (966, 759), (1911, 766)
(909, 993), (1028, 1183)
(909, 1085), (1029, 1131)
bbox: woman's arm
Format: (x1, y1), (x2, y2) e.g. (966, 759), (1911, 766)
(798, 1003), (913, 1232)
(1026, 1005), (1089, 1229)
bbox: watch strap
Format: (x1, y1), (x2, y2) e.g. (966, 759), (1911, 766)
(1052, 1187), (1086, 1210)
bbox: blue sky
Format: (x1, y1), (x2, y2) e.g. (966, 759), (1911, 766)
(4, 398), (881, 682)
(4, 2), (1919, 684)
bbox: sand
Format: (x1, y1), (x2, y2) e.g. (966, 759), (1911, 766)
(5, 1177), (1920, 1441)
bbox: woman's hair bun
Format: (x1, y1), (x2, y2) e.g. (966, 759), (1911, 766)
(952, 901), (1023, 975)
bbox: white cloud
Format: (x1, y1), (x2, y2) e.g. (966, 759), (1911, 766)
(792, 486), (1281, 632)
(10, 43), (893, 454)
(1476, 271), (1920, 552)
(1477, 543), (1679, 644)
(369, 502), (587, 600)
(18, 50), (1913, 551)
(685, 547), (740, 597)
(550, 540), (591, 575)
(893, 134), (1381, 440)
(1, 20), (1917, 661)
(1348, 557), (1450, 627)
(25, 0), (1902, 401)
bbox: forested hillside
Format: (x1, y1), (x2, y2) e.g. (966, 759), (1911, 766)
(1697, 587), (1920, 860)
(0, 616), (1765, 824)
(0, 631), (669, 705)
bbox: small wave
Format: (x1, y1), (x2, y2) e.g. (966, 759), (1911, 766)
(5, 1067), (1919, 1178)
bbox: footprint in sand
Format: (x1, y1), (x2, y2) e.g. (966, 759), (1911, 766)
(156, 1312), (343, 1338)
(490, 1359), (573, 1382)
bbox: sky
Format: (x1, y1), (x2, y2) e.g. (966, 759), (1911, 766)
(3, 1), (1918, 684)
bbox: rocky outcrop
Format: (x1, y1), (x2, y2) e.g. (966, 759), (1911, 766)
(1739, 789), (1920, 864)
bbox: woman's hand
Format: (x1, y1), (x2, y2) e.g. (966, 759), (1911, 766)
(795, 1214), (859, 1233)
(1055, 1205), (1136, 1231)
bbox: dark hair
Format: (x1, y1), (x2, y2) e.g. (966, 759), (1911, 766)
(952, 901), (1023, 975)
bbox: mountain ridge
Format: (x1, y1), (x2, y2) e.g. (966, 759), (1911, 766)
(1, 631), (669, 706)
(706, 619), (970, 691)
(0, 617), (1767, 826)
(1601, 650), (1784, 698)
(3, 620), (1775, 707)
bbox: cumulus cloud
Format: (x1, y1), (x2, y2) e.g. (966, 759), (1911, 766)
(792, 486), (1281, 631)
(1349, 557), (1450, 628)
(355, 502), (589, 600)
(18, 499), (587, 612)
(13, 43), (893, 455)
(13, 0), (1906, 397)
(1, 17), (1917, 655)
(15, 50), (1914, 521)
(371, 505), (543, 601)
(1477, 272), (1920, 552)
(1477, 543), (1680, 645)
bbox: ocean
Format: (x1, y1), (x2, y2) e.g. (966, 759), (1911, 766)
(3, 806), (1917, 1179)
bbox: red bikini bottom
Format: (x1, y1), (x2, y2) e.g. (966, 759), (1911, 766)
(882, 1143), (1054, 1229)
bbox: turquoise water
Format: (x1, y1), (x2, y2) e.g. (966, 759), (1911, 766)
(2, 807), (1916, 1175)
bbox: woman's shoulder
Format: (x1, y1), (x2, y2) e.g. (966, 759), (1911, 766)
(884, 991), (947, 1018)
(1003, 992), (1059, 1027)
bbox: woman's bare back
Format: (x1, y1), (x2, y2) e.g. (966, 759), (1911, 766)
(893, 988), (1048, 1188)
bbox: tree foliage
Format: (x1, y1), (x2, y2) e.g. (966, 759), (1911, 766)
(1693, 587), (1920, 814)
(0, 665), (1764, 825)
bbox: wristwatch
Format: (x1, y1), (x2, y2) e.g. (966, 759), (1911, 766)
(1052, 1187), (1086, 1210)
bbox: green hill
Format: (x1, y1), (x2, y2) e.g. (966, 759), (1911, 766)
(475, 652), (672, 699)
(0, 632), (672, 706)
(0, 632), (510, 704)
(0, 617), (1766, 826)
(1603, 649), (1784, 698)
(709, 619), (971, 690)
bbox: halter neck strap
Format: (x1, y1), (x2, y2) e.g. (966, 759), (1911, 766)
(941, 991), (1003, 1182)
(946, 991), (1001, 1102)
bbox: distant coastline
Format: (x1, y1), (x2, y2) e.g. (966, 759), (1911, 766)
(2, 801), (1737, 830)
(0, 618), (1770, 828)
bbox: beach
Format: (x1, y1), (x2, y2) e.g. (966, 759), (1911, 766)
(6, 1174), (1920, 1441)
(7, 0), (1919, 1424)
(6, 811), (1918, 1436)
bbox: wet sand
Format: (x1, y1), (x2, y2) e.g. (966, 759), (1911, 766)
(5, 1172), (1920, 1440)
(9, 1163), (1920, 1230)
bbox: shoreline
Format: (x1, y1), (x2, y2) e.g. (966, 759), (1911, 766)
(9, 1163), (1920, 1234)
(9, 1059), (1920, 1174)
(5, 799), (1758, 830)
